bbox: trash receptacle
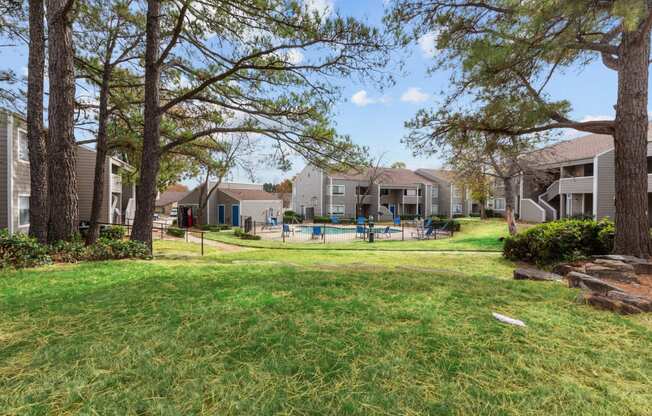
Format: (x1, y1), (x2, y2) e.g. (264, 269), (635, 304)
(368, 221), (374, 243)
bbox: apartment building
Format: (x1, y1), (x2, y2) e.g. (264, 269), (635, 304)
(1, 109), (136, 234)
(515, 129), (652, 224)
(291, 165), (475, 220)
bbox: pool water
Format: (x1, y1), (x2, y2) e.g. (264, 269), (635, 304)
(295, 225), (401, 235)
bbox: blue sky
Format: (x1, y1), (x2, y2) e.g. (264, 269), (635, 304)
(1, 0), (631, 186)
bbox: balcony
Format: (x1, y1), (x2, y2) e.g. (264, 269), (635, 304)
(559, 176), (593, 194)
(111, 174), (122, 192)
(402, 195), (419, 204)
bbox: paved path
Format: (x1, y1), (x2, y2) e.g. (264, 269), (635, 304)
(184, 233), (244, 252)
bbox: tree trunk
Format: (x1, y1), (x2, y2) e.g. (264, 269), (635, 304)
(612, 29), (652, 257)
(27, 0), (48, 244)
(86, 70), (111, 245)
(479, 201), (487, 220)
(503, 177), (517, 235)
(46, 0), (78, 242)
(131, 0), (161, 249)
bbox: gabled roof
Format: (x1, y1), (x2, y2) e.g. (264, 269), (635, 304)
(415, 169), (458, 184)
(522, 125), (652, 166)
(156, 190), (189, 207)
(329, 167), (435, 186)
(220, 188), (281, 201)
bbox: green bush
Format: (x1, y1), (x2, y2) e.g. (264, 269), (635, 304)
(239, 233), (261, 240)
(503, 218), (614, 265)
(452, 213), (465, 218)
(100, 225), (125, 240)
(313, 216), (331, 223)
(233, 227), (244, 237)
(85, 239), (149, 261)
(166, 227), (186, 238)
(199, 224), (231, 232)
(49, 239), (86, 263)
(429, 219), (461, 232)
(0, 229), (51, 269)
(400, 214), (418, 220)
(283, 210), (304, 224)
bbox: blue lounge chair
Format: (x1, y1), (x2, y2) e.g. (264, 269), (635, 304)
(424, 226), (434, 239)
(393, 216), (401, 226)
(330, 215), (340, 224)
(357, 216), (366, 225)
(424, 218), (432, 228)
(356, 225), (366, 239)
(312, 225), (323, 239)
(379, 226), (392, 239)
(283, 224), (293, 236)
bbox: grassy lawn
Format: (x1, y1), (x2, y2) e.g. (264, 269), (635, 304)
(1, 240), (651, 415)
(205, 217), (516, 251)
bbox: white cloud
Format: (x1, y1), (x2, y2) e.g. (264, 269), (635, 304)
(417, 32), (439, 58)
(22, 67), (28, 77)
(305, 0), (334, 17)
(351, 90), (390, 107)
(400, 87), (429, 103)
(286, 49), (304, 65)
(580, 114), (613, 122)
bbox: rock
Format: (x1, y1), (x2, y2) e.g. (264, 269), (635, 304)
(593, 255), (652, 274)
(514, 268), (563, 282)
(584, 264), (639, 283)
(566, 272), (625, 295)
(606, 291), (652, 312)
(592, 259), (635, 272)
(552, 263), (584, 276)
(578, 292), (644, 314)
(492, 312), (526, 327)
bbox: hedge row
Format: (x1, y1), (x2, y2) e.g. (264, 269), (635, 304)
(1, 229), (150, 269)
(503, 218), (614, 265)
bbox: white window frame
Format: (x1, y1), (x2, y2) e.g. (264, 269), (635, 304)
(431, 204), (439, 215)
(18, 129), (29, 163)
(18, 194), (30, 227)
(454, 203), (463, 214)
(404, 188), (417, 197)
(328, 205), (345, 215)
(494, 198), (506, 211)
(431, 186), (439, 198)
(330, 184), (345, 196)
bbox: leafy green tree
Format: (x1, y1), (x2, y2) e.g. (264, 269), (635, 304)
(390, 161), (406, 169)
(131, 0), (393, 248)
(387, 0), (652, 256)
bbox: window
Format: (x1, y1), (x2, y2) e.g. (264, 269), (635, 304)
(18, 130), (29, 162)
(356, 186), (368, 195)
(452, 186), (462, 198)
(18, 195), (29, 226)
(329, 205), (345, 215)
(380, 188), (389, 196)
(431, 204), (439, 215)
(494, 198), (506, 210)
(454, 203), (463, 214)
(330, 184), (344, 195)
(431, 186), (439, 198)
(404, 189), (417, 196)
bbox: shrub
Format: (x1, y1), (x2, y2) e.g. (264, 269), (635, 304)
(100, 225), (125, 240)
(452, 213), (465, 218)
(200, 224), (231, 232)
(313, 215), (331, 223)
(85, 239), (149, 261)
(239, 233), (261, 240)
(49, 239), (86, 263)
(430, 219), (461, 232)
(0, 230), (51, 269)
(283, 211), (304, 224)
(400, 214), (418, 220)
(485, 208), (495, 217)
(233, 227), (244, 237)
(503, 218), (614, 265)
(167, 227), (186, 238)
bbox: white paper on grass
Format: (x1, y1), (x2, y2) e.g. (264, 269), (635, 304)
(492, 312), (526, 327)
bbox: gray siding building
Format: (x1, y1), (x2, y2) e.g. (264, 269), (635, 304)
(291, 165), (465, 220)
(1, 109), (136, 234)
(178, 182), (282, 227)
(515, 129), (652, 224)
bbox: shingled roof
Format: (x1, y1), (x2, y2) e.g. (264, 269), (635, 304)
(329, 167), (435, 186)
(155, 190), (189, 207)
(415, 169), (459, 184)
(220, 188), (280, 201)
(522, 126), (652, 166)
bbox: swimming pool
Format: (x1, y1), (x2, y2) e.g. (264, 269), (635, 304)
(295, 225), (401, 235)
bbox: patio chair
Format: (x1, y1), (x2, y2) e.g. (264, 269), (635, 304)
(312, 225), (323, 240)
(424, 217), (432, 228)
(282, 223), (294, 236)
(379, 226), (392, 239)
(434, 221), (453, 238)
(330, 215), (340, 224)
(393, 216), (401, 226)
(357, 216), (366, 225)
(411, 225), (425, 240)
(356, 224), (367, 239)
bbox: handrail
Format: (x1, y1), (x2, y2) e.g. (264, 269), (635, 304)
(538, 196), (557, 220)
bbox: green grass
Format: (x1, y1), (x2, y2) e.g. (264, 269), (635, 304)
(206, 218), (514, 251)
(1, 240), (651, 415)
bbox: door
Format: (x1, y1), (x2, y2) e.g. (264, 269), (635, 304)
(389, 204), (396, 217)
(232, 205), (240, 226)
(218, 205), (225, 224)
